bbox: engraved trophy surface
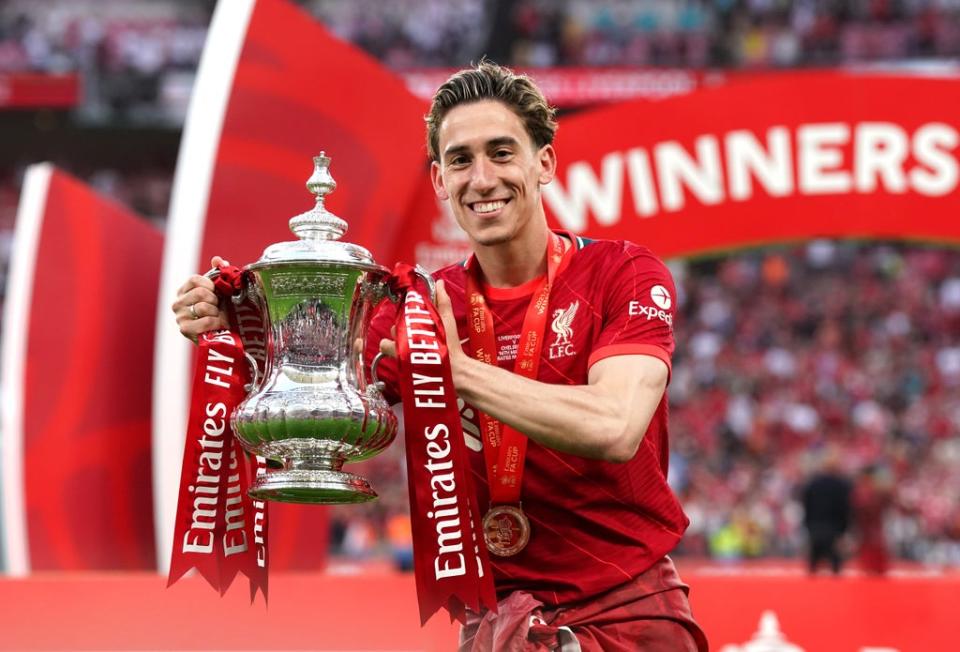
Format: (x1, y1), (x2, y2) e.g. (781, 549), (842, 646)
(227, 153), (403, 504)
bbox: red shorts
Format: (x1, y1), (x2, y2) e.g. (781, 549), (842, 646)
(459, 556), (708, 651)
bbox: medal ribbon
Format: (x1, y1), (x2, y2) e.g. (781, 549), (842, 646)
(389, 263), (498, 625)
(464, 232), (567, 506)
(168, 266), (268, 603)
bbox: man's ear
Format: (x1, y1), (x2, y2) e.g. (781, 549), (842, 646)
(538, 144), (557, 185)
(430, 160), (449, 200)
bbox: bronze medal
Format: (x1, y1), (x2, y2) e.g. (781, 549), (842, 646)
(482, 505), (530, 556)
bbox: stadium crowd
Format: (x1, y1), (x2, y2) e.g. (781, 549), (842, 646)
(0, 0), (210, 73)
(3, 1), (960, 79)
(669, 242), (960, 568)
(1, 0), (959, 571)
(311, 0), (960, 69)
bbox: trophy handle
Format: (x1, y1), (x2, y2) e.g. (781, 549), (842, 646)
(243, 351), (260, 392)
(413, 264), (436, 302)
(370, 351), (387, 391)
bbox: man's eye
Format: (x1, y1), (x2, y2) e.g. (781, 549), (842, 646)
(451, 156), (469, 166)
(493, 149), (512, 159)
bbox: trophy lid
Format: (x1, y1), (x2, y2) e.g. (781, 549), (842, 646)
(248, 153), (384, 270)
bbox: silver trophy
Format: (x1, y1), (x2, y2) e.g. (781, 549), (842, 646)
(215, 153), (432, 504)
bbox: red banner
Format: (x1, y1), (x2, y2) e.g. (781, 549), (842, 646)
(402, 67), (703, 108)
(395, 74), (960, 268)
(0, 73), (80, 108)
(544, 74), (960, 257)
(1, 166), (161, 571)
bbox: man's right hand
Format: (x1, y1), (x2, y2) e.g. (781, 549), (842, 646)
(172, 256), (231, 342)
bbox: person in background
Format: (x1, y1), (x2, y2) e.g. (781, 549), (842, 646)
(801, 449), (853, 575)
(853, 465), (892, 575)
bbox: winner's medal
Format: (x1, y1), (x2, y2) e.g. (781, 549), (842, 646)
(482, 504), (531, 556)
(465, 233), (571, 558)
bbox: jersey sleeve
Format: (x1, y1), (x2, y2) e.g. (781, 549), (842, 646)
(364, 298), (402, 405)
(588, 244), (677, 377)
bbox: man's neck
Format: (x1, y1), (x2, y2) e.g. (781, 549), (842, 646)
(472, 224), (561, 288)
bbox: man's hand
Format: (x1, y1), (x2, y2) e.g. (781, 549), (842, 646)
(379, 279), (465, 365)
(172, 256), (230, 342)
(434, 280), (466, 365)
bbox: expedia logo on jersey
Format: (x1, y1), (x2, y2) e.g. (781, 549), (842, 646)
(628, 285), (673, 328)
(548, 300), (580, 360)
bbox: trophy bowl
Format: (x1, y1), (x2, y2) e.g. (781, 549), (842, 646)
(219, 153), (427, 504)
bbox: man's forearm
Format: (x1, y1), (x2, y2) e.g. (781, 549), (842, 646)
(451, 354), (664, 463)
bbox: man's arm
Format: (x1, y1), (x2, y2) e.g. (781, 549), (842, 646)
(452, 348), (668, 463)
(382, 279), (668, 463)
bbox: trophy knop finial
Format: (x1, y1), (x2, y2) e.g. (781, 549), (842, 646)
(290, 152), (348, 241)
(307, 152), (336, 198)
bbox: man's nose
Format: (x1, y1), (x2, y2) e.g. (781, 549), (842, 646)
(470, 156), (497, 193)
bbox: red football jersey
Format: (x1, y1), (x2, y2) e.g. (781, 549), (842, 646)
(367, 232), (689, 606)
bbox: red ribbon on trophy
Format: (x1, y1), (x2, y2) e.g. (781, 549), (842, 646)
(168, 266), (268, 603)
(389, 263), (498, 625)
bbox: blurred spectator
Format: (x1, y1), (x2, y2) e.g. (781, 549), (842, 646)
(386, 511), (414, 572)
(800, 449), (853, 574)
(853, 465), (893, 575)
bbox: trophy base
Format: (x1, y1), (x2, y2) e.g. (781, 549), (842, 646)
(248, 468), (377, 504)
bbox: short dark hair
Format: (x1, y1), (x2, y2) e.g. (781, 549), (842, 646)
(425, 60), (558, 162)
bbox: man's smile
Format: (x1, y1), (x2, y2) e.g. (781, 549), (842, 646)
(468, 198), (511, 216)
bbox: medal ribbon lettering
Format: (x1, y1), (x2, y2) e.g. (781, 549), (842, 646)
(168, 266), (268, 603)
(389, 263), (497, 625)
(464, 233), (568, 554)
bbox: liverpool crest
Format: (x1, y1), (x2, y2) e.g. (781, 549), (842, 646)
(548, 300), (579, 359)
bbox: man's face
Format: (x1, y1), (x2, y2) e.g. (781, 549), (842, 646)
(431, 100), (556, 248)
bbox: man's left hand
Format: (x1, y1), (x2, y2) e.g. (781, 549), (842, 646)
(379, 279), (464, 363)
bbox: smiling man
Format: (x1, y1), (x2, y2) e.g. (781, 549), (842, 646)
(372, 62), (708, 651)
(174, 61), (707, 651)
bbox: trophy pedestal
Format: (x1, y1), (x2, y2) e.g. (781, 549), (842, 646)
(248, 466), (378, 504)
